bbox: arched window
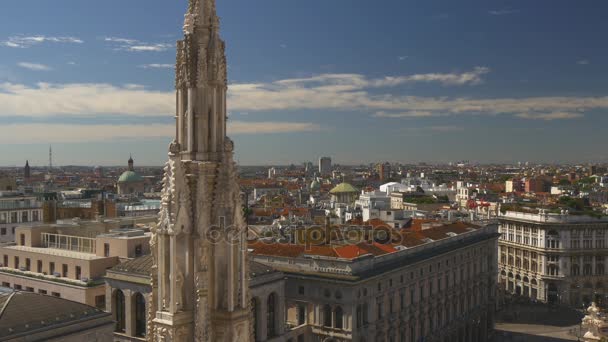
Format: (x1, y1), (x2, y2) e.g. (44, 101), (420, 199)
(584, 264), (592, 276)
(323, 305), (332, 327)
(134, 292), (146, 337)
(597, 264), (605, 275)
(267, 293), (277, 337)
(251, 298), (259, 341)
(335, 306), (343, 329)
(114, 290), (126, 333)
(546, 230), (560, 249)
(572, 265), (580, 276)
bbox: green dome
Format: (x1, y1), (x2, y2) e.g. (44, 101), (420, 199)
(310, 179), (321, 190)
(118, 170), (144, 183)
(330, 182), (358, 194)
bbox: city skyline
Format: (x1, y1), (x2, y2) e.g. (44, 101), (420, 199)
(1, 0), (608, 166)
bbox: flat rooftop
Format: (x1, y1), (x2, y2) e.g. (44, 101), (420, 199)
(1, 245), (105, 260)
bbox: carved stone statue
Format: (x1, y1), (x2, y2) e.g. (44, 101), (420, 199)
(183, 13), (196, 35)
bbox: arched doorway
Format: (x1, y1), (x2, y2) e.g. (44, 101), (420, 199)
(547, 283), (558, 304)
(134, 292), (146, 337)
(114, 290), (126, 333)
(323, 304), (332, 327)
(267, 293), (277, 337)
(335, 306), (343, 329)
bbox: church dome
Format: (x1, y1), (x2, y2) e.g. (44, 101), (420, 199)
(330, 182), (358, 194)
(118, 170), (144, 183)
(310, 179), (321, 190)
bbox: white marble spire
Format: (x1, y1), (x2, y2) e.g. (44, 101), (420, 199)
(148, 0), (251, 341)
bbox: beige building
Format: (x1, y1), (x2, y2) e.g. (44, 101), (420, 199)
(249, 220), (499, 342)
(0, 221), (151, 308)
(0, 194), (43, 243)
(498, 210), (608, 307)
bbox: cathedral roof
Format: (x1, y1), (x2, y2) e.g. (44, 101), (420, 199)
(108, 255), (279, 280)
(329, 182), (358, 194)
(111, 254), (154, 276)
(118, 170), (144, 183)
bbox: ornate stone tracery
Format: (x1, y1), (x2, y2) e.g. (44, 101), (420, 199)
(149, 0), (251, 341)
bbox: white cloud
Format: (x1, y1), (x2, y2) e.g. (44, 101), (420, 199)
(226, 72), (608, 120)
(104, 37), (138, 44)
(103, 36), (173, 52)
(0, 122), (321, 143)
(515, 112), (584, 121)
(140, 64), (174, 69)
(577, 59), (590, 65)
(372, 66), (490, 86)
(489, 9), (519, 15)
(398, 56), (409, 61)
(125, 43), (173, 52)
(17, 62), (52, 71)
(373, 111), (434, 118)
(1, 67), (607, 121)
(2, 35), (83, 48)
(0, 82), (173, 116)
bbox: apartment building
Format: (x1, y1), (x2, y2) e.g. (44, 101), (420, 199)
(0, 193), (43, 243)
(0, 223), (151, 308)
(498, 209), (608, 307)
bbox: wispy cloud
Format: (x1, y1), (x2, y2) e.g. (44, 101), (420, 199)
(577, 59), (590, 65)
(17, 62), (52, 71)
(139, 64), (174, 69)
(103, 36), (173, 52)
(0, 122), (321, 143)
(2, 35), (83, 48)
(398, 56), (409, 61)
(489, 9), (519, 15)
(227, 72), (608, 120)
(515, 112), (584, 121)
(0, 82), (173, 116)
(1, 67), (607, 122)
(400, 125), (465, 135)
(373, 111), (434, 118)
(104, 37), (138, 44)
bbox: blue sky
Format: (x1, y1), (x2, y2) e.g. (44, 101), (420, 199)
(1, 0), (607, 166)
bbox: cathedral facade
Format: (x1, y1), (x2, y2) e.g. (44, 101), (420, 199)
(147, 0), (251, 341)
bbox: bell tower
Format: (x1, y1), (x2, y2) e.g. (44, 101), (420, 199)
(148, 0), (251, 341)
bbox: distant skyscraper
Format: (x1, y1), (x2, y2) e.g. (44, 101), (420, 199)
(148, 0), (251, 340)
(319, 157), (332, 176)
(376, 162), (391, 181)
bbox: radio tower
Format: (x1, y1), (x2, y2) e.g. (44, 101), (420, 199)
(48, 145), (53, 173)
